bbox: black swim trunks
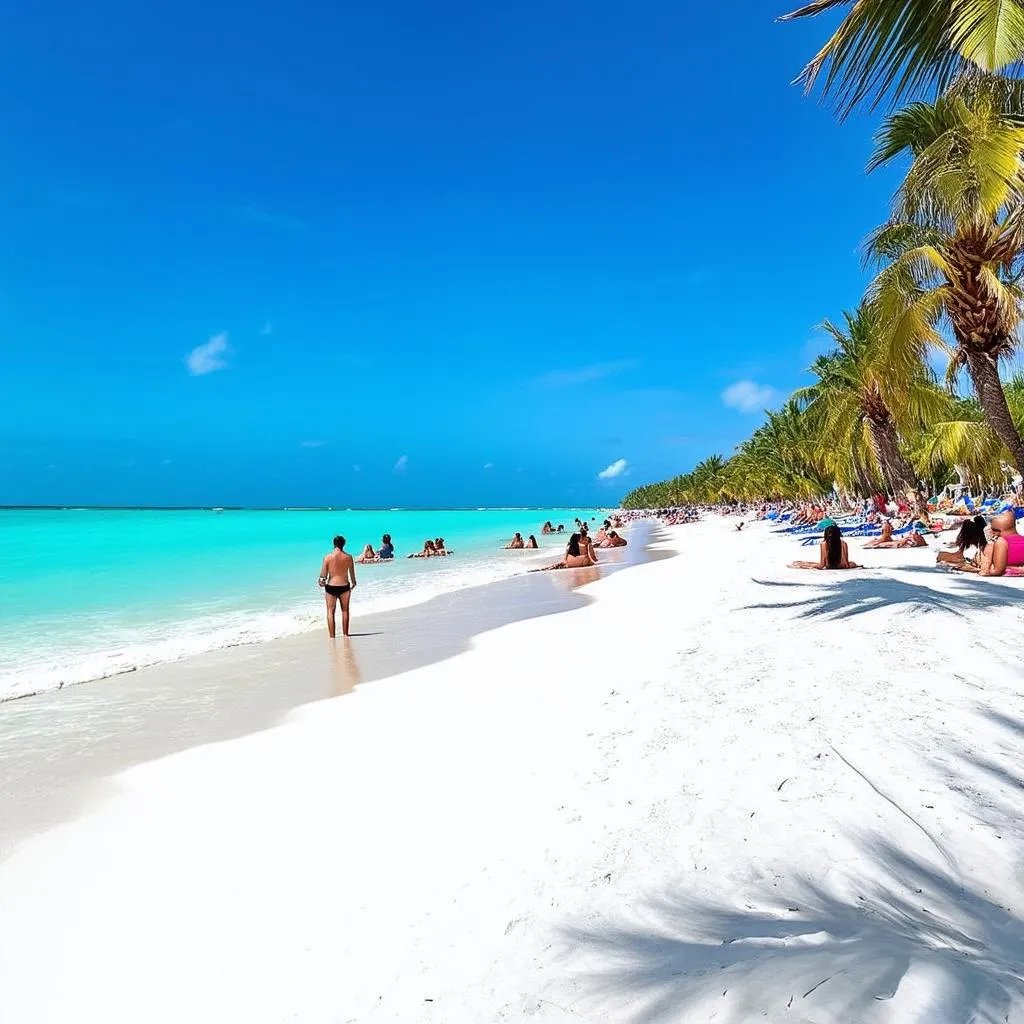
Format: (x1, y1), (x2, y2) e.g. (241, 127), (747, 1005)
(324, 584), (351, 597)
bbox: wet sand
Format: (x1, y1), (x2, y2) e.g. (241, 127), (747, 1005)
(0, 522), (663, 856)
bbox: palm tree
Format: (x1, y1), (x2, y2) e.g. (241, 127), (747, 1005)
(917, 375), (1024, 485)
(866, 87), (1024, 472)
(794, 305), (947, 515)
(725, 401), (830, 501)
(780, 0), (1024, 113)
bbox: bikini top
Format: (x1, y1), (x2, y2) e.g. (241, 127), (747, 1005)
(1002, 532), (1024, 566)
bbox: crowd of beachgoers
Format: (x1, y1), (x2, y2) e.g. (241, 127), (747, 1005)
(338, 516), (630, 571)
(634, 489), (1024, 578)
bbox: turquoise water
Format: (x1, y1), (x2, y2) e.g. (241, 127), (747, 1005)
(0, 508), (599, 699)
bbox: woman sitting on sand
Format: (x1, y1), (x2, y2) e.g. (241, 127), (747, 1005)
(357, 543), (378, 564)
(534, 533), (597, 571)
(863, 519), (895, 548)
(506, 533), (525, 549)
(864, 518), (930, 550)
(525, 535), (539, 549)
(937, 516), (988, 569)
(789, 524), (863, 571)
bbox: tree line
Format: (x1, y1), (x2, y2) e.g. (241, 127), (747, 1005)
(624, 2), (1024, 510)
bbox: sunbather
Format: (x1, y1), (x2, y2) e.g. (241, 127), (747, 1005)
(937, 516), (988, 568)
(863, 520), (895, 548)
(533, 533), (597, 571)
(956, 511), (1024, 576)
(789, 524), (862, 571)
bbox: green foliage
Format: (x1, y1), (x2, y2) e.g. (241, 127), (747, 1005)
(780, 0), (1024, 114)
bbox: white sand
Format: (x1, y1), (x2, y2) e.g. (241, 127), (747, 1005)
(2, 518), (1024, 1023)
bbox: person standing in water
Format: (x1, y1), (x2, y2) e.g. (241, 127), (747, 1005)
(318, 535), (357, 638)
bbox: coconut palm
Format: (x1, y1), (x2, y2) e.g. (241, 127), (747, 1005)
(780, 0), (1024, 113)
(917, 375), (1024, 484)
(866, 87), (1024, 471)
(724, 402), (830, 501)
(794, 305), (949, 514)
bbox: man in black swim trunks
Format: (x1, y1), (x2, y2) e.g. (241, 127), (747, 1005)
(318, 535), (357, 638)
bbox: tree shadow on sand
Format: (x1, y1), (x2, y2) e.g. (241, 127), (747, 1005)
(744, 573), (1023, 621)
(562, 710), (1024, 1022)
(562, 839), (1024, 1022)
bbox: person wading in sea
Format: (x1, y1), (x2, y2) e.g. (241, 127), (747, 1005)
(318, 535), (357, 638)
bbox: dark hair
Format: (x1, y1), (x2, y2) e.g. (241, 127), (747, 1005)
(333, 535), (345, 549)
(823, 524), (843, 568)
(566, 533), (582, 557)
(382, 534), (391, 544)
(956, 517), (987, 554)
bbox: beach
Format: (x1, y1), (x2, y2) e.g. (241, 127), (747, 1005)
(2, 516), (1024, 1022)
(0, 508), (595, 700)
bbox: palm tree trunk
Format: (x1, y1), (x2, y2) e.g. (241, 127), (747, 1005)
(868, 419), (930, 518)
(964, 350), (1024, 475)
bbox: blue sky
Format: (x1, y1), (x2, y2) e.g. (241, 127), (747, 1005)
(1, 0), (901, 506)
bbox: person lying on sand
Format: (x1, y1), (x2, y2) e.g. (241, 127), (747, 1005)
(600, 530), (627, 548)
(357, 543), (377, 564)
(863, 520), (895, 548)
(955, 511), (1024, 576)
(789, 524), (862, 571)
(506, 532), (525, 550)
(533, 533), (597, 571)
(937, 516), (988, 569)
(433, 537), (452, 555)
(895, 522), (929, 548)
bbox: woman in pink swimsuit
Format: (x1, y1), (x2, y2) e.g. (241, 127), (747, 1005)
(958, 511), (1024, 576)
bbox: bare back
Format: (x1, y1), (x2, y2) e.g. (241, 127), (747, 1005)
(323, 549), (355, 586)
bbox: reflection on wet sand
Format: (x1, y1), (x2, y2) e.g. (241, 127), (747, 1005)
(0, 521), (666, 854)
(329, 640), (363, 698)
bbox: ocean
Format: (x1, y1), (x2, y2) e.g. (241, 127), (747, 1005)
(0, 507), (600, 700)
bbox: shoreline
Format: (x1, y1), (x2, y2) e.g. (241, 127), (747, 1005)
(0, 520), (664, 856)
(0, 507), (608, 703)
(2, 517), (1024, 1021)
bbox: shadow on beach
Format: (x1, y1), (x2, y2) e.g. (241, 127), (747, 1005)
(560, 709), (1024, 1023)
(744, 572), (1024, 621)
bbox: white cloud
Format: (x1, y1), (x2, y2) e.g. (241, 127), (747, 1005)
(721, 379), (776, 414)
(394, 455), (408, 473)
(483, 462), (494, 470)
(185, 333), (229, 376)
(300, 440), (325, 448)
(535, 359), (638, 388)
(260, 321), (273, 336)
(597, 458), (629, 481)
(236, 206), (306, 232)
